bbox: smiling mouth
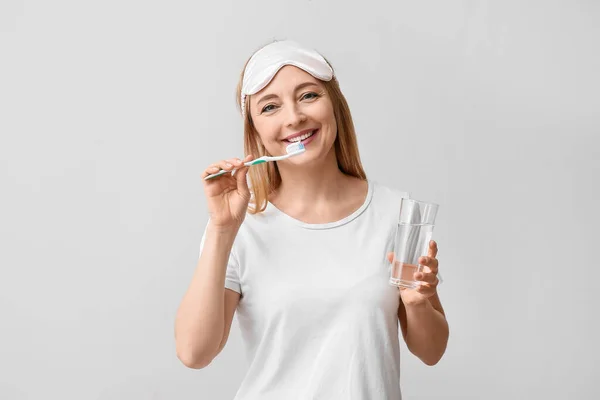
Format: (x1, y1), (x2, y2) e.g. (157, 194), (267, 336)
(284, 129), (318, 143)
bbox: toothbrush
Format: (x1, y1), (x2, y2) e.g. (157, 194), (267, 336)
(204, 142), (306, 180)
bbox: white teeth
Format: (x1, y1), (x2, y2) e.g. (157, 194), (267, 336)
(288, 130), (315, 142)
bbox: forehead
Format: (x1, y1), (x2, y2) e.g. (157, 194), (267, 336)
(254, 65), (321, 96)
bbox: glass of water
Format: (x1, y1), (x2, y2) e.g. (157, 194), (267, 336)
(389, 198), (440, 289)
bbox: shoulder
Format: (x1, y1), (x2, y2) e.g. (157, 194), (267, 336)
(236, 204), (279, 238)
(369, 179), (410, 205)
(359, 179), (410, 224)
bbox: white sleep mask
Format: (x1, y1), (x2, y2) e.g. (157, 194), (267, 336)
(240, 40), (334, 117)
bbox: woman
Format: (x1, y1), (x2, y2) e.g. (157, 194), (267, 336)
(175, 40), (449, 399)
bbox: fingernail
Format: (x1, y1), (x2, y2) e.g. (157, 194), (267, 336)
(225, 163), (232, 167)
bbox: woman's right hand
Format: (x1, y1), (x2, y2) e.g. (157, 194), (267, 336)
(201, 155), (254, 231)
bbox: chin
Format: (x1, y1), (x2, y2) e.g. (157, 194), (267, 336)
(295, 144), (335, 167)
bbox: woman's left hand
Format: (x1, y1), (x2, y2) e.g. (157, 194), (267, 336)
(387, 240), (440, 306)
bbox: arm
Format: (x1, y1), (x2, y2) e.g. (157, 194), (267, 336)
(174, 225), (240, 369)
(398, 291), (449, 366)
(396, 240), (449, 365)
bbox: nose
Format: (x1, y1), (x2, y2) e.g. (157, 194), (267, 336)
(284, 104), (306, 127)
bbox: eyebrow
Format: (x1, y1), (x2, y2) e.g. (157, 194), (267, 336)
(256, 82), (321, 106)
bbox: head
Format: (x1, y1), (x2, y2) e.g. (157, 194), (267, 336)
(235, 40), (366, 213)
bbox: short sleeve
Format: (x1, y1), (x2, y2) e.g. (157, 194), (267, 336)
(198, 219), (242, 295)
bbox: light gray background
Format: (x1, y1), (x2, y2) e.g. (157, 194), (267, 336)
(1, 1), (598, 399)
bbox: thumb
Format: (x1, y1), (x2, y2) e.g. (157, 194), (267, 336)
(386, 252), (394, 264)
(235, 155), (253, 198)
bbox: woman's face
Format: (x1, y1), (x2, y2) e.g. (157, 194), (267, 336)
(248, 66), (337, 166)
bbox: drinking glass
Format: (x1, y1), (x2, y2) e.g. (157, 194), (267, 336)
(389, 198), (441, 289)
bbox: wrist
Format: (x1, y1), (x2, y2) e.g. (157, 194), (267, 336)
(206, 223), (240, 242)
(403, 298), (432, 312)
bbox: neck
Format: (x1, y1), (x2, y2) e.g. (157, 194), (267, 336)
(270, 148), (355, 209)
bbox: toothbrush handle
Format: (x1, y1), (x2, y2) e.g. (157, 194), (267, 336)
(204, 169), (230, 180)
(204, 163), (253, 180)
(204, 158), (265, 180)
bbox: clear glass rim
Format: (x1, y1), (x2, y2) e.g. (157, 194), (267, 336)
(401, 198), (440, 208)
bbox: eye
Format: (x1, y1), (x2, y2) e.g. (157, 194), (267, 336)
(261, 104), (277, 113)
(301, 92), (320, 101)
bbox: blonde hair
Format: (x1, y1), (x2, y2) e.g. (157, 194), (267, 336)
(235, 52), (367, 214)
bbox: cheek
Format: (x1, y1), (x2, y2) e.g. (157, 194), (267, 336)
(263, 128), (281, 145)
(318, 105), (337, 137)
(315, 98), (335, 120)
(252, 123), (282, 155)
(329, 114), (337, 135)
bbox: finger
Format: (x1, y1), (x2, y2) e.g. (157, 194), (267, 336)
(416, 281), (437, 295)
(415, 271), (438, 284)
(202, 158), (241, 179)
(234, 159), (252, 198)
(232, 155), (255, 170)
(231, 154), (254, 173)
(418, 256), (439, 272)
(427, 240), (438, 258)
(202, 165), (222, 179)
(218, 159), (237, 171)
(386, 252), (394, 264)
(226, 157), (244, 168)
(206, 160), (235, 173)
(420, 265), (438, 277)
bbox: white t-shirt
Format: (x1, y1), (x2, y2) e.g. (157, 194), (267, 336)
(199, 180), (410, 400)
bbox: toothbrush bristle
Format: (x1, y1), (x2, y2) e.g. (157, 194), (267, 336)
(285, 142), (305, 154)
